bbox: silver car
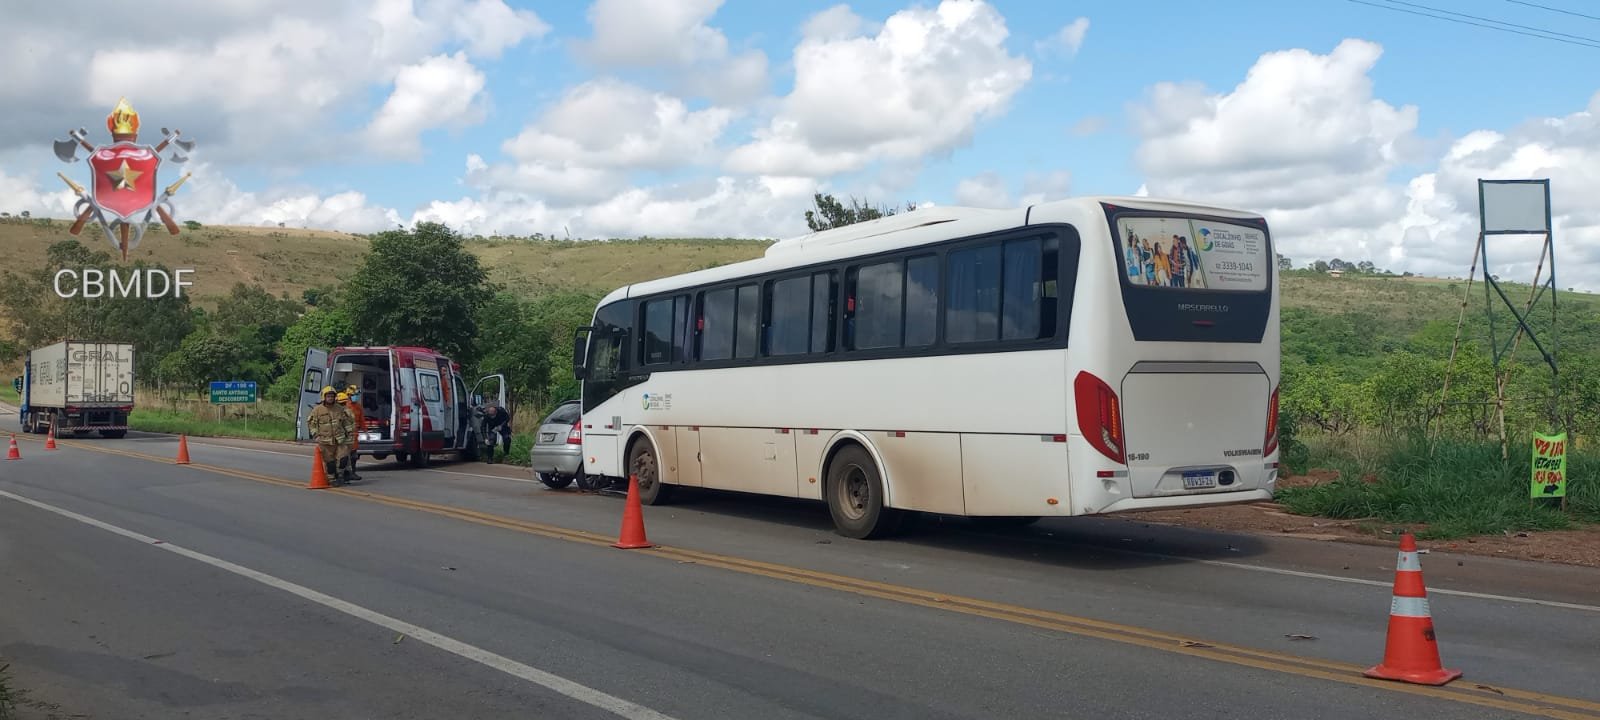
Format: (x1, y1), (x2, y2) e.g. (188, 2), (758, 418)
(530, 400), (588, 489)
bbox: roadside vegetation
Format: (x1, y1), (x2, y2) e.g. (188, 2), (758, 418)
(0, 198), (1594, 535)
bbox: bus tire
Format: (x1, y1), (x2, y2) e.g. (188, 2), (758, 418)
(825, 444), (903, 540)
(626, 437), (673, 505)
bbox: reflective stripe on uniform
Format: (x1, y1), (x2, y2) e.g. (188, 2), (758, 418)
(1390, 595), (1431, 618)
(1396, 551), (1421, 571)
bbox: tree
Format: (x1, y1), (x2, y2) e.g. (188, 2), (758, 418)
(344, 222), (494, 364)
(159, 330), (246, 392)
(0, 239), (195, 384)
(803, 192), (917, 231)
(1312, 260), (1330, 273)
(265, 305), (357, 402)
(473, 292), (551, 420)
(212, 283), (304, 383)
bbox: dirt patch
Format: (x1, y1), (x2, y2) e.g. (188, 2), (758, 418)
(1135, 498), (1600, 568)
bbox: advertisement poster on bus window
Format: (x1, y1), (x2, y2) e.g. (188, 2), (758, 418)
(1116, 217), (1269, 291)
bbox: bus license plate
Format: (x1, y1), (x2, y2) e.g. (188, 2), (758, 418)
(1182, 471), (1218, 489)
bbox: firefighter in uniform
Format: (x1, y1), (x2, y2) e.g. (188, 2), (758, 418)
(342, 385), (365, 482)
(309, 386), (355, 485)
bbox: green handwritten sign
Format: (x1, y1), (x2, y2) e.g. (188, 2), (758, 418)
(1530, 431), (1568, 499)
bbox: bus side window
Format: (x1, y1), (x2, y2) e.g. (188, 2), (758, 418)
(698, 288), (735, 361)
(847, 260), (903, 350)
(810, 271), (836, 353)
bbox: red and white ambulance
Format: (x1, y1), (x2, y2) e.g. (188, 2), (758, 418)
(294, 345), (505, 467)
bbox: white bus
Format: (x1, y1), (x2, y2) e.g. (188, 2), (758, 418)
(571, 195), (1281, 539)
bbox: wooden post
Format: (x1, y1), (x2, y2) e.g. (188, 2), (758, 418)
(1434, 236), (1482, 448)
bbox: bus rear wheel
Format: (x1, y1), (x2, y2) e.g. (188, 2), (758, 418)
(826, 444), (903, 540)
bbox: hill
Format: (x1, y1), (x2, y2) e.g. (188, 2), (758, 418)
(0, 218), (772, 307)
(3, 217), (1596, 320)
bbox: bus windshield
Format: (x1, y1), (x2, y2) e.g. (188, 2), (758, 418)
(1115, 216), (1269, 292)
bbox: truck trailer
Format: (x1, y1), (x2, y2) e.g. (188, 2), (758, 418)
(20, 340), (136, 438)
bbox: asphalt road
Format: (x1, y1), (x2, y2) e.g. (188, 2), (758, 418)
(1, 421), (1598, 719)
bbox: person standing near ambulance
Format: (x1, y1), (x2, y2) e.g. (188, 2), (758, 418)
(309, 386), (355, 485)
(340, 387), (365, 482)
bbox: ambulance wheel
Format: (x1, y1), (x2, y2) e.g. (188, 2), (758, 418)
(410, 450), (429, 468)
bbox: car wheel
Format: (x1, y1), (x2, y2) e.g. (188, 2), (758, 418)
(538, 472), (574, 490)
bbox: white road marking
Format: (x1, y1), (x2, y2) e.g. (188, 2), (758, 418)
(1188, 557), (1600, 613)
(0, 488), (680, 720)
(992, 529), (1600, 613)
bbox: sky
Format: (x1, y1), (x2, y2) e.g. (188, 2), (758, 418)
(1, 0), (1597, 288)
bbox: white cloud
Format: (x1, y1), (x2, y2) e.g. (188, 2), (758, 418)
(1131, 39), (1421, 268)
(1130, 38), (1600, 289)
(953, 170), (1072, 208)
(726, 0), (1032, 177)
(365, 53), (489, 160)
(1037, 17), (1089, 57)
(576, 0), (770, 104)
(955, 172), (1010, 208)
(0, 0), (547, 167)
(469, 80), (736, 205)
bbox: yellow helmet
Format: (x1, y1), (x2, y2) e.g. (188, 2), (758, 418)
(321, 385), (336, 396)
(336, 391), (349, 402)
(346, 384), (358, 394)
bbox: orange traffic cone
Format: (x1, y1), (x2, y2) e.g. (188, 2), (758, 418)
(1363, 532), (1462, 685)
(6, 434), (20, 460)
(175, 435), (191, 464)
(307, 445), (332, 490)
(44, 426), (57, 451)
(611, 474), (654, 549)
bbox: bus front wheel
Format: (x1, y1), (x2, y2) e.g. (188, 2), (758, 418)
(826, 444), (903, 540)
(627, 438), (673, 505)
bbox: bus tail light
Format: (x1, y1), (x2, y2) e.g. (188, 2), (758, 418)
(1074, 371), (1125, 464)
(566, 423), (583, 445)
(1263, 387), (1280, 456)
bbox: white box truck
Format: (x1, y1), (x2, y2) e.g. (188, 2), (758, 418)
(20, 341), (135, 438)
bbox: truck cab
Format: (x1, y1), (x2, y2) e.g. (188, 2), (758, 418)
(294, 345), (505, 467)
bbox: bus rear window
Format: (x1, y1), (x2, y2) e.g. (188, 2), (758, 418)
(1115, 217), (1268, 292)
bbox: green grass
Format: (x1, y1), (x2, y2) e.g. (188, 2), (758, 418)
(0, 663), (14, 720)
(128, 407), (295, 441)
(0, 383), (17, 405)
(1278, 435), (1599, 539)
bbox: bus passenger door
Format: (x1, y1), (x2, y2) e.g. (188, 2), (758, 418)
(581, 324), (627, 478)
(295, 347), (329, 442)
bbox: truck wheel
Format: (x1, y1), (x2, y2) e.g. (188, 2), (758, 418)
(825, 444), (904, 540)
